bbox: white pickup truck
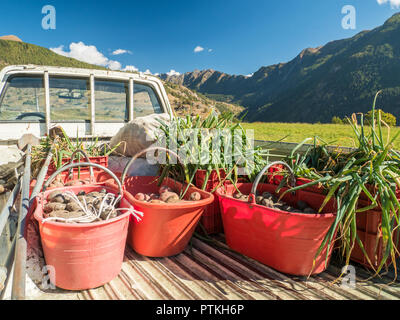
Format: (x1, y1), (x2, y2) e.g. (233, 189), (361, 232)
(0, 65), (397, 301)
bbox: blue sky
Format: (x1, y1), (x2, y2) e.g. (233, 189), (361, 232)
(0, 0), (400, 76)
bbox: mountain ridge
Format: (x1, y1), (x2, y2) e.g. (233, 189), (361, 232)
(161, 13), (400, 123)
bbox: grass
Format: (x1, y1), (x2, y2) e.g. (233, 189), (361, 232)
(242, 122), (400, 149)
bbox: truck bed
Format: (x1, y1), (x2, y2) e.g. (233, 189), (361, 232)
(14, 233), (400, 300)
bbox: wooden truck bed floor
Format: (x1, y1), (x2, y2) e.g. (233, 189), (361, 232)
(17, 234), (400, 300)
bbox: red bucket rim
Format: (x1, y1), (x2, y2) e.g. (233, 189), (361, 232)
(122, 177), (215, 209)
(34, 184), (132, 228)
(215, 183), (337, 219)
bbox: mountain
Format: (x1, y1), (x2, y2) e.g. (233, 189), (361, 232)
(0, 38), (106, 72)
(163, 81), (243, 117)
(0, 38), (241, 117)
(161, 13), (400, 123)
(0, 35), (22, 42)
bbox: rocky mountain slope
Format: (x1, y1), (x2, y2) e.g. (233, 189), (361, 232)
(161, 13), (400, 123)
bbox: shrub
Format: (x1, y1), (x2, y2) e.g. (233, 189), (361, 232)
(365, 109), (396, 127)
(331, 116), (343, 124)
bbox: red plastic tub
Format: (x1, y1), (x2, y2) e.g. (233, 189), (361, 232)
(121, 176), (214, 257)
(215, 162), (337, 276)
(194, 169), (227, 234)
(47, 155), (108, 175)
(33, 163), (133, 290)
(30, 152), (113, 195)
(350, 199), (400, 269)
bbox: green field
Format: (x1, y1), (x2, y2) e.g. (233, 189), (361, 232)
(242, 122), (400, 149)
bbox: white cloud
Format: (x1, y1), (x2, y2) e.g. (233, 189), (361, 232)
(122, 65), (138, 72)
(208, 49), (213, 52)
(50, 42), (122, 70)
(245, 73), (254, 78)
(194, 46), (204, 53)
(51, 42), (156, 75)
(377, 0), (400, 8)
(112, 49), (132, 55)
(107, 60), (122, 71)
(166, 69), (180, 76)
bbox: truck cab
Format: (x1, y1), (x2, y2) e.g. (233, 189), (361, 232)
(0, 65), (173, 142)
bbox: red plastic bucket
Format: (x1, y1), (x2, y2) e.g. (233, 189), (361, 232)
(33, 163), (133, 290)
(195, 169), (227, 234)
(121, 176), (214, 257)
(30, 150), (111, 195)
(350, 199), (400, 269)
(216, 162), (337, 276)
(47, 155), (108, 175)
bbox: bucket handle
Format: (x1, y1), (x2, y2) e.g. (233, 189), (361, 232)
(65, 149), (95, 182)
(42, 162), (123, 197)
(249, 161), (296, 203)
(120, 147), (183, 185)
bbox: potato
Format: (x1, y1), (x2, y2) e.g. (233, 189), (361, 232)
(160, 192), (179, 202)
(261, 198), (274, 208)
(297, 201), (308, 211)
(84, 196), (96, 205)
(50, 194), (66, 203)
(303, 207), (316, 214)
(165, 197), (181, 204)
(48, 191), (63, 201)
(0, 185), (5, 194)
(78, 195), (88, 203)
(159, 186), (173, 194)
(48, 210), (70, 219)
(100, 208), (116, 220)
(233, 193), (242, 199)
(149, 199), (164, 204)
(189, 192), (201, 201)
(44, 202), (66, 213)
(65, 180), (84, 187)
(67, 211), (85, 219)
(262, 192), (273, 200)
(66, 202), (82, 212)
(87, 192), (102, 199)
(256, 196), (264, 204)
(49, 180), (64, 189)
(135, 193), (146, 201)
(149, 193), (158, 200)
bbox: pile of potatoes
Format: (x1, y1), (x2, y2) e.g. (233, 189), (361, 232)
(43, 188), (119, 222)
(48, 177), (91, 189)
(134, 185), (202, 204)
(233, 191), (316, 214)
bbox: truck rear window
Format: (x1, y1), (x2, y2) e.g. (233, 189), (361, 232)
(95, 80), (128, 122)
(50, 77), (90, 122)
(0, 76), (45, 121)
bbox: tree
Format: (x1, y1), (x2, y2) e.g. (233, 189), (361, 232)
(365, 109), (396, 127)
(332, 116), (344, 124)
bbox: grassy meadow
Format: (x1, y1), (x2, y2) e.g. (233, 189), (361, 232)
(242, 122), (400, 150)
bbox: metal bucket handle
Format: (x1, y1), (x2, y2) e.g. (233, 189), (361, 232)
(120, 147), (184, 185)
(249, 161), (296, 203)
(43, 162), (123, 197)
(65, 149), (94, 182)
